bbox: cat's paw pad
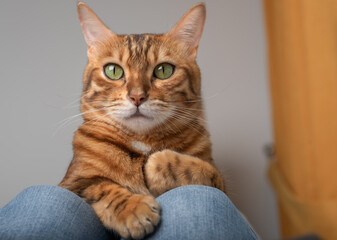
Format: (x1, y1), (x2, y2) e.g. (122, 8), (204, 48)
(117, 195), (160, 239)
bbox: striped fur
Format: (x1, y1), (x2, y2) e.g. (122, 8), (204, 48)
(59, 2), (225, 239)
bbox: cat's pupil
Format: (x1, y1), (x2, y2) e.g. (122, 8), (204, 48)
(109, 65), (115, 74)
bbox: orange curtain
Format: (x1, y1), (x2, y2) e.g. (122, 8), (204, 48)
(263, 0), (337, 239)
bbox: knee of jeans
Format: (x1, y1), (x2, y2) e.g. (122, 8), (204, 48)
(27, 185), (87, 210)
(1, 186), (112, 240)
(157, 185), (229, 205)
(4, 185), (89, 222)
(153, 185), (258, 240)
(21, 185), (73, 196)
(156, 185), (231, 219)
(18, 185), (80, 204)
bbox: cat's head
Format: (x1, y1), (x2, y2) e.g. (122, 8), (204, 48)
(78, 2), (206, 134)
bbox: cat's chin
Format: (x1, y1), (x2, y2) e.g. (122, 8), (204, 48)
(121, 116), (157, 134)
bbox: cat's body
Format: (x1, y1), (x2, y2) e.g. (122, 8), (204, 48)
(59, 2), (225, 239)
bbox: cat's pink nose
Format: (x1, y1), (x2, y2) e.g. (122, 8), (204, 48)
(128, 92), (148, 107)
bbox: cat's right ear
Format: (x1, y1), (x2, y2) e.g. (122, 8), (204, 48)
(77, 2), (116, 51)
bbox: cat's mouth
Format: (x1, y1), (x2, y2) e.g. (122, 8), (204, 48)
(125, 110), (152, 120)
(115, 105), (164, 133)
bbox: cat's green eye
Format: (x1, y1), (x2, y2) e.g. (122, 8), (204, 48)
(153, 63), (174, 80)
(104, 64), (124, 80)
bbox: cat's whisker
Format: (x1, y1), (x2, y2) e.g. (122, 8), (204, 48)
(82, 112), (109, 126)
(170, 113), (199, 127)
(189, 87), (234, 103)
(64, 88), (118, 107)
(193, 91), (223, 101)
(69, 89), (90, 96)
(57, 107), (108, 124)
(80, 107), (131, 136)
(62, 90), (93, 108)
(163, 99), (201, 103)
(169, 114), (207, 138)
(160, 117), (178, 135)
(65, 101), (122, 110)
(65, 96), (103, 105)
(153, 117), (173, 138)
(174, 107), (207, 119)
(162, 91), (222, 104)
(52, 117), (83, 137)
(170, 110), (207, 128)
(53, 107), (112, 136)
(171, 105), (204, 112)
(200, 92), (221, 101)
(82, 112), (112, 131)
(55, 90), (86, 102)
(180, 111), (207, 123)
(166, 118), (182, 135)
(172, 117), (206, 138)
(171, 109), (208, 124)
(106, 117), (130, 136)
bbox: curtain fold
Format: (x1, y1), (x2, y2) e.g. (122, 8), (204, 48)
(263, 0), (337, 239)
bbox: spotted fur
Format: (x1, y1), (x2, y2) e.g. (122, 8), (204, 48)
(59, 2), (225, 239)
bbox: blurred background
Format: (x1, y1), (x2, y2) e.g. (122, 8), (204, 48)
(2, 0), (334, 239)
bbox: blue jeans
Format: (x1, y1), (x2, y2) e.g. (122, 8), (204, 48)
(0, 185), (257, 240)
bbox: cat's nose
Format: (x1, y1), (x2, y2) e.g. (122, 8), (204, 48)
(128, 92), (148, 107)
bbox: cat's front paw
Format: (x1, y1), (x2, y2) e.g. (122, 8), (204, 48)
(145, 149), (226, 195)
(145, 150), (181, 196)
(113, 194), (160, 239)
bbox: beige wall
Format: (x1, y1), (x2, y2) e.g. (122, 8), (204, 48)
(0, 0), (279, 238)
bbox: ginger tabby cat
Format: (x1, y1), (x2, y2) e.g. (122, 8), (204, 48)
(59, 2), (225, 239)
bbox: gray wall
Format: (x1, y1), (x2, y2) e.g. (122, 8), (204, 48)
(0, 0), (279, 238)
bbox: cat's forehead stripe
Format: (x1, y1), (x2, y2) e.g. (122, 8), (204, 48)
(124, 34), (154, 70)
(131, 34), (146, 45)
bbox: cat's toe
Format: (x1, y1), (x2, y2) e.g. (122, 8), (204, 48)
(126, 216), (146, 239)
(120, 195), (160, 239)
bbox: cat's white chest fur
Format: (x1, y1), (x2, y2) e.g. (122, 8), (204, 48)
(131, 141), (151, 154)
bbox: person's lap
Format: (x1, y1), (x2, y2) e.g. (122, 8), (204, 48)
(0, 185), (257, 240)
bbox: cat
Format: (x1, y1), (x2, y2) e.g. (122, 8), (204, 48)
(59, 2), (225, 239)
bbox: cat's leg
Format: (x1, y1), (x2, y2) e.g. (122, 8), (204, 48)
(59, 178), (160, 239)
(144, 149), (225, 197)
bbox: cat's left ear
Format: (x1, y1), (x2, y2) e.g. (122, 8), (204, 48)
(166, 3), (206, 59)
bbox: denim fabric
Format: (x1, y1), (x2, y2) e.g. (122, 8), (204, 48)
(0, 185), (115, 240)
(0, 185), (257, 240)
(144, 185), (258, 240)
